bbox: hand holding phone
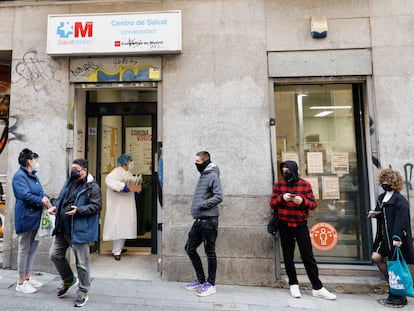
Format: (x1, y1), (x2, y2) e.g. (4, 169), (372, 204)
(367, 210), (381, 218)
(65, 205), (75, 212)
(65, 205), (77, 215)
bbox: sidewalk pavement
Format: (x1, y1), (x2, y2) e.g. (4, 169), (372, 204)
(0, 268), (412, 311)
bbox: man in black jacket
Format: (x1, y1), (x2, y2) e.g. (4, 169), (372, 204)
(48, 159), (102, 308)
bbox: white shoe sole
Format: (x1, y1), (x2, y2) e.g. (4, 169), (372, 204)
(196, 288), (216, 297)
(312, 291), (336, 300)
(15, 284), (37, 294)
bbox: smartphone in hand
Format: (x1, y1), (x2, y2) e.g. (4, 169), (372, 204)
(65, 205), (75, 212)
(367, 210), (381, 218)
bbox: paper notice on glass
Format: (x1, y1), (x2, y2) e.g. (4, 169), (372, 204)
(282, 152), (299, 167)
(322, 176), (340, 200)
(307, 152), (324, 174)
(305, 177), (319, 199)
(332, 152), (349, 174)
(125, 127), (152, 175)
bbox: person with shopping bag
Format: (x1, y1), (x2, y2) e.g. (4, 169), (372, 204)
(12, 148), (52, 293)
(369, 168), (414, 306)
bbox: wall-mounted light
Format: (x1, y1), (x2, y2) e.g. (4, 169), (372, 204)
(311, 16), (328, 39)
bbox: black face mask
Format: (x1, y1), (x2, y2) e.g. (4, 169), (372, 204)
(195, 159), (211, 173)
(283, 172), (294, 183)
(381, 184), (393, 192)
(70, 169), (82, 180)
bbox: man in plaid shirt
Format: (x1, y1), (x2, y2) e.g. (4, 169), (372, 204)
(270, 160), (336, 300)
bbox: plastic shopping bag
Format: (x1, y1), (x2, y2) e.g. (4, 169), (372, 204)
(388, 244), (414, 297)
(36, 210), (55, 238)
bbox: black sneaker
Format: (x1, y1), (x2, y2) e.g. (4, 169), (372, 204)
(385, 294), (408, 305)
(57, 276), (78, 298)
(74, 293), (89, 307)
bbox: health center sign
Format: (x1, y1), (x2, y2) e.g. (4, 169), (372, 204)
(47, 11), (182, 56)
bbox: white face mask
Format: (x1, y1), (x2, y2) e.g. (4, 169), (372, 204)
(32, 162), (40, 172)
(127, 161), (134, 170)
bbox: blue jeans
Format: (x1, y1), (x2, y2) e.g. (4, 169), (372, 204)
(49, 233), (91, 294)
(185, 217), (218, 285)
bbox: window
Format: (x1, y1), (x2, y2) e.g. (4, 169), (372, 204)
(274, 83), (371, 262)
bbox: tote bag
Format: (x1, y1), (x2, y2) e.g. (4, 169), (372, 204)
(388, 237), (414, 297)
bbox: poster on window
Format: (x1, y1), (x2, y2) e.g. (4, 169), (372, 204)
(332, 152), (349, 174)
(305, 177), (320, 200)
(282, 152), (300, 168)
(101, 125), (118, 173)
(307, 152), (324, 174)
(125, 127), (152, 175)
(322, 176), (340, 200)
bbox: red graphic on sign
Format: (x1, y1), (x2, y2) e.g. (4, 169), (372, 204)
(74, 22), (93, 38)
(309, 222), (338, 251)
(114, 41), (121, 47)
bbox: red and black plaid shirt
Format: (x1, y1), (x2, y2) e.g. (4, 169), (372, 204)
(269, 178), (317, 227)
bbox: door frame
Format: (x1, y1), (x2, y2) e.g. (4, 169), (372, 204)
(85, 97), (158, 254)
(270, 76), (376, 263)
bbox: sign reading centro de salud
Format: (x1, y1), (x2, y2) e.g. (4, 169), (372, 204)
(47, 11), (182, 56)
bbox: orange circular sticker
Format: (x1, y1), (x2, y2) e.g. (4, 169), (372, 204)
(309, 222), (338, 251)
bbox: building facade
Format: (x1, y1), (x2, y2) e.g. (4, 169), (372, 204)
(0, 0), (413, 286)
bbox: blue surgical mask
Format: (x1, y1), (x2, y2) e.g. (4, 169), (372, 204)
(32, 162), (40, 172)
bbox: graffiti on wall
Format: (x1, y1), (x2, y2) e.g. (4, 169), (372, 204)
(69, 59), (159, 82)
(69, 56), (162, 83)
(14, 50), (61, 94)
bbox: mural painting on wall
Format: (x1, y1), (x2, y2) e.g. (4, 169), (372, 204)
(69, 57), (162, 83)
(0, 64), (10, 155)
(0, 64), (10, 239)
(0, 94), (9, 155)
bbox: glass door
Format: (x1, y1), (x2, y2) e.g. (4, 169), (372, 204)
(98, 114), (156, 253)
(274, 83), (371, 262)
(86, 97), (158, 254)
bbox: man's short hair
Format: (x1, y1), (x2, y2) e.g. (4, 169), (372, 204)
(73, 158), (88, 169)
(196, 151), (210, 161)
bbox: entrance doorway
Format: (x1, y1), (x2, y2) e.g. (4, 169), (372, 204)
(273, 82), (372, 263)
(84, 88), (158, 255)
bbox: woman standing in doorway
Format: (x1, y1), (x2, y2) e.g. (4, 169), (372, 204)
(103, 154), (141, 260)
(12, 148), (51, 293)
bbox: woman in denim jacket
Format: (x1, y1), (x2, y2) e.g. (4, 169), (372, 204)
(12, 148), (51, 293)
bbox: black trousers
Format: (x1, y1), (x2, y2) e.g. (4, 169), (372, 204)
(279, 223), (323, 290)
(185, 217), (218, 285)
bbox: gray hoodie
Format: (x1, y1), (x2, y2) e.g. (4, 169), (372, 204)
(191, 163), (223, 219)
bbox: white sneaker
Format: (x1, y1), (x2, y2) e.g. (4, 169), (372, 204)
(312, 287), (336, 300)
(289, 284), (301, 298)
(27, 278), (43, 288)
(16, 280), (37, 294)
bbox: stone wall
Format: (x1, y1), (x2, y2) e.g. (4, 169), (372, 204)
(0, 0), (414, 286)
